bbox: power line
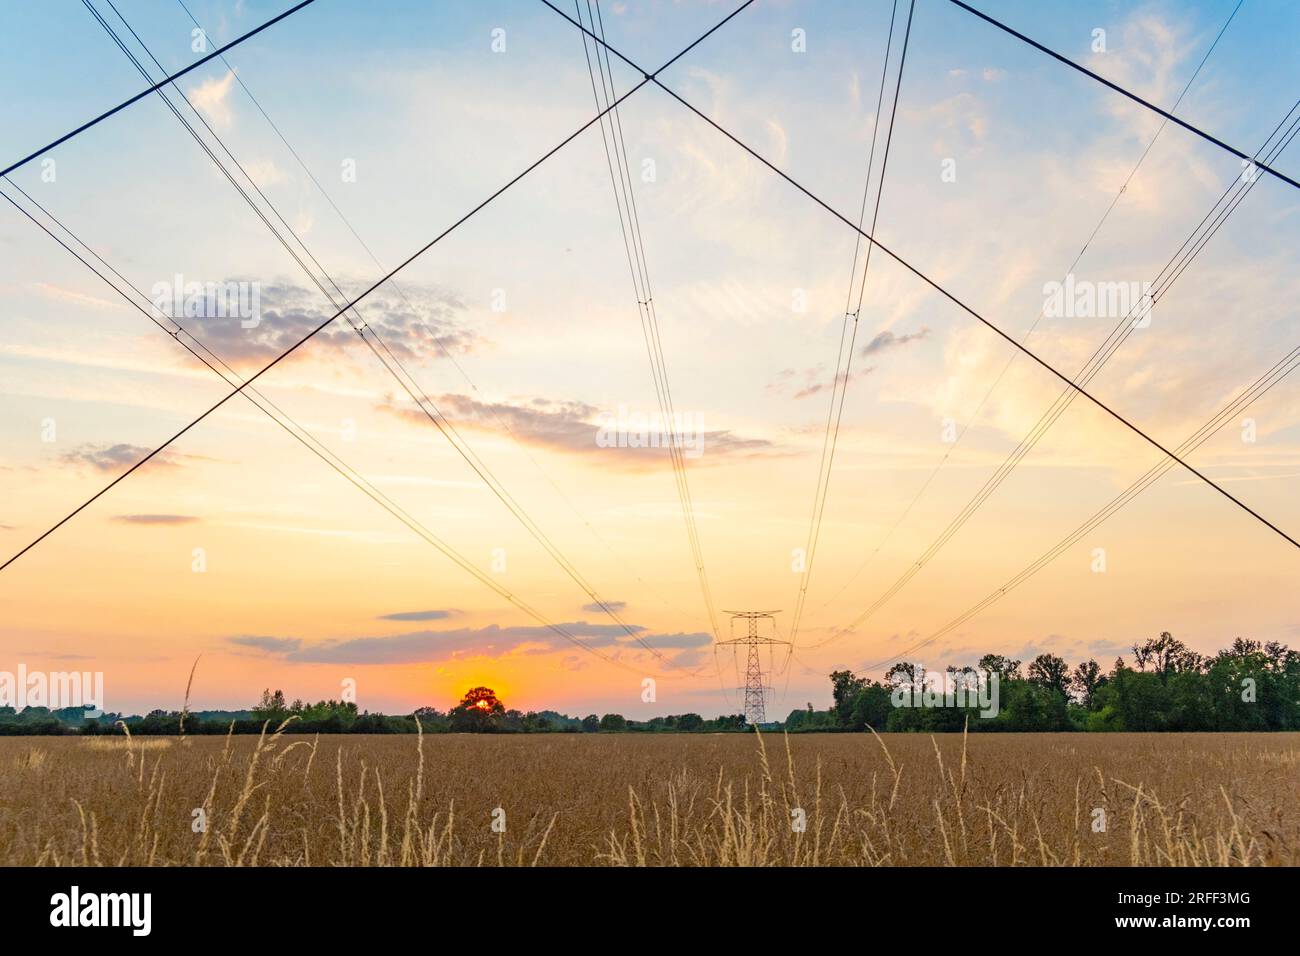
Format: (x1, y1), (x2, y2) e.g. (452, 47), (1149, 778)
(859, 334), (1300, 676)
(171, 0), (693, 623)
(0, 180), (648, 676)
(815, 0), (1247, 614)
(0, 69), (655, 575)
(660, 102), (1300, 552)
(812, 96), (1300, 648)
(573, 0), (723, 644)
(946, 0), (1300, 194)
(0, 0), (316, 179)
(788, 0), (914, 657)
(87, 0), (686, 671)
(585, 0), (726, 687)
(535, 2), (1300, 557)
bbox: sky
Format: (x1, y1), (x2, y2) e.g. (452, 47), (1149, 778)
(1, 0), (1298, 719)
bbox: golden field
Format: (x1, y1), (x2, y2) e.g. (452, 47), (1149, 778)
(1, 729), (1297, 866)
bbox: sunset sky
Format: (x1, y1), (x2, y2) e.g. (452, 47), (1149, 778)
(2, 0), (1298, 719)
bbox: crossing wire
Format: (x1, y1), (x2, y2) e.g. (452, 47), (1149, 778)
(815, 0), (1247, 615)
(0, 0), (758, 611)
(0, 73), (655, 575)
(574, 0), (723, 644)
(171, 0), (694, 623)
(0, 0), (317, 178)
(0, 180), (648, 676)
(860, 334), (1300, 675)
(947, 0), (1300, 193)
(88, 0), (684, 671)
(812, 95), (1300, 649)
(536, 1), (1300, 559)
(787, 0), (914, 659)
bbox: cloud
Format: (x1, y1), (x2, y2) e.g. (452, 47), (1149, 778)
(61, 443), (179, 473)
(225, 620), (707, 665)
(242, 158), (285, 188)
(229, 635), (304, 654)
(393, 394), (598, 453)
(582, 600), (626, 613)
(35, 283), (118, 311)
(112, 514), (200, 525)
(905, 91), (990, 153)
(377, 393), (779, 468)
(1088, 13), (1190, 121)
(765, 118), (788, 166)
(189, 70), (237, 129)
(184, 280), (475, 367)
(378, 609), (458, 622)
(638, 631), (711, 649)
(860, 327), (931, 358)
(767, 318), (932, 406)
(768, 363), (873, 401)
(792, 367), (873, 400)
(666, 647), (708, 668)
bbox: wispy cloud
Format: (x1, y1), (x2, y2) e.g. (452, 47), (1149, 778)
(61, 443), (179, 473)
(188, 70), (237, 129)
(378, 393), (779, 468)
(793, 367), (873, 401)
(766, 326), (927, 402)
(860, 327), (930, 357)
(229, 635), (304, 654)
(225, 619), (707, 665)
(768, 365), (873, 401)
(242, 158), (286, 188)
(377, 609), (458, 622)
(639, 631), (710, 649)
(112, 514), (200, 525)
(34, 283), (119, 311)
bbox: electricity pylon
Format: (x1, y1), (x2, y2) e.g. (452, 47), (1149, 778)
(717, 611), (788, 726)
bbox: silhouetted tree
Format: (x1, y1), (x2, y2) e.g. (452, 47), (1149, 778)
(449, 687), (505, 732)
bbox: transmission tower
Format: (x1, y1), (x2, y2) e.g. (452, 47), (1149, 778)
(717, 611), (789, 726)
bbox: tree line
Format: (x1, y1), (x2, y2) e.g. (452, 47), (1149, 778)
(0, 685), (750, 735)
(785, 634), (1300, 733)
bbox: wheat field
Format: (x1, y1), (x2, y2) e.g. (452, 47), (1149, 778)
(1, 728), (1296, 866)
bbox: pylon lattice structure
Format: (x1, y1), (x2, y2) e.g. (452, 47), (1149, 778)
(717, 611), (789, 726)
